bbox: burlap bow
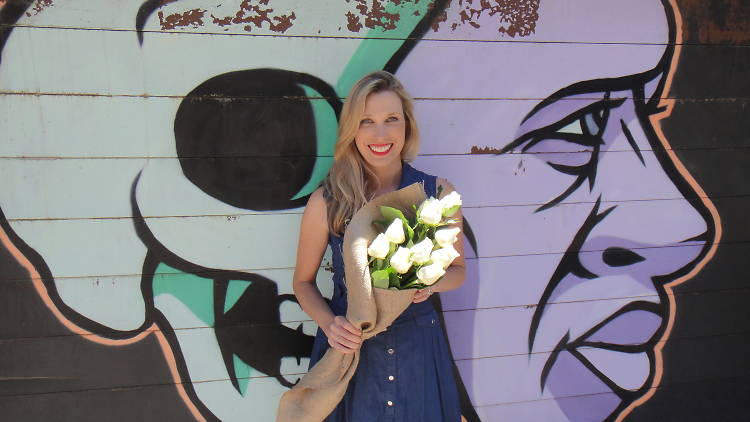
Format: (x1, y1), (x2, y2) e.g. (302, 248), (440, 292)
(276, 183), (427, 422)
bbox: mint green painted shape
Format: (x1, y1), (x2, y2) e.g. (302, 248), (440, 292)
(294, 1), (430, 200)
(335, 0), (432, 97)
(152, 263), (214, 326)
(224, 279), (252, 314)
(292, 85), (338, 200)
(233, 353), (254, 396)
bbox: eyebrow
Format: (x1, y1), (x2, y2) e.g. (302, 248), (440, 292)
(136, 0), (184, 45)
(520, 73), (656, 126)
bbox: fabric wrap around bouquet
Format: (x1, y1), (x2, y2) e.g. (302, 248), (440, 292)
(276, 183), (427, 422)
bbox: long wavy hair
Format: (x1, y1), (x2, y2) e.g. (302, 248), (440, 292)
(323, 71), (420, 235)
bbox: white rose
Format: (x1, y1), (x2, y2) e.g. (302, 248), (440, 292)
(389, 247), (413, 274)
(409, 238), (434, 265)
(418, 197), (443, 225)
(434, 227), (461, 248)
(367, 233), (390, 259)
(384, 219), (405, 244)
(430, 245), (460, 269)
(439, 191), (462, 217)
(416, 262), (446, 286)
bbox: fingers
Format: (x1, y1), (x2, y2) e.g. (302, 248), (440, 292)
(335, 316), (362, 337)
(328, 337), (358, 354)
(328, 316), (362, 353)
(412, 288), (434, 303)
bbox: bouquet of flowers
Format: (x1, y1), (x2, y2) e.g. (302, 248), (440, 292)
(277, 183), (461, 422)
(366, 189), (462, 290)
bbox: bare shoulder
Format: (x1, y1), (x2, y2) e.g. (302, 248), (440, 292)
(306, 187), (328, 211)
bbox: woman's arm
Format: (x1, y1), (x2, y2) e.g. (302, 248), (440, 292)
(413, 178), (467, 303)
(293, 188), (362, 353)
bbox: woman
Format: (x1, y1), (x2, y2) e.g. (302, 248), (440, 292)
(292, 70), (466, 421)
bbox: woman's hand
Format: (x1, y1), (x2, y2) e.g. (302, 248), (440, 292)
(326, 316), (363, 354)
(412, 287), (434, 303)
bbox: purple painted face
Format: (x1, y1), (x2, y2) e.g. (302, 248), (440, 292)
(396, 1), (716, 420)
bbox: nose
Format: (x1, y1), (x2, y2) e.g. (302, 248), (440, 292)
(578, 119), (712, 280)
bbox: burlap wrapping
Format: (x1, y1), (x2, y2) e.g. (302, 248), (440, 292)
(276, 183), (427, 422)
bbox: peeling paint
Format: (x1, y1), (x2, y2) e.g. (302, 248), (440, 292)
(210, 0), (297, 33)
(434, 0), (540, 37)
(158, 8), (206, 30)
(349, 0), (402, 31)
(345, 11), (364, 32)
(470, 145), (501, 154)
(25, 0), (53, 17)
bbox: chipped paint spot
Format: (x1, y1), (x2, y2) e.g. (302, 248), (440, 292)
(351, 0), (402, 31)
(25, 0), (53, 17)
(158, 8), (206, 30)
(470, 145), (501, 154)
(434, 0), (540, 37)
(345, 11), (364, 32)
(210, 0), (296, 33)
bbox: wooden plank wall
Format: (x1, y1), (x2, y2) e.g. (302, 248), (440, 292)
(0, 0), (748, 421)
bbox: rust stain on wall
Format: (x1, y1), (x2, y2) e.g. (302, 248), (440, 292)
(158, 8), (206, 30)
(345, 11), (364, 32)
(677, 0), (750, 44)
(350, 0), (403, 31)
(210, 0), (296, 33)
(25, 0), (53, 17)
(433, 0), (540, 37)
(470, 145), (501, 154)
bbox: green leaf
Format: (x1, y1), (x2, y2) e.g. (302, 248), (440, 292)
(388, 271), (400, 289)
(371, 269), (390, 289)
(404, 222), (414, 244)
(380, 206), (407, 223)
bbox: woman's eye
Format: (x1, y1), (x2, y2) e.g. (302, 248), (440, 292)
(386, 116), (399, 122)
(360, 118), (373, 125)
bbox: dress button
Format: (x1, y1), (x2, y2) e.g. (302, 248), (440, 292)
(388, 375), (395, 381)
(387, 348), (395, 355)
(387, 400), (393, 407)
(431, 319), (435, 324)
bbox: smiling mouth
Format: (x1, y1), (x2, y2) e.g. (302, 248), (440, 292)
(368, 143), (393, 155)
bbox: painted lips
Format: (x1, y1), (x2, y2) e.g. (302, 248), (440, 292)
(568, 301), (662, 393)
(368, 143), (393, 156)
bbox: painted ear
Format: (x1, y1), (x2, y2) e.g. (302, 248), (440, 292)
(174, 69), (336, 211)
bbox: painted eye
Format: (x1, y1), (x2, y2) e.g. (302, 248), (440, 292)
(174, 69), (340, 211)
(524, 111), (602, 168)
(520, 95), (625, 212)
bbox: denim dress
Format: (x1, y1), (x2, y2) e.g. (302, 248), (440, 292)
(307, 163), (462, 422)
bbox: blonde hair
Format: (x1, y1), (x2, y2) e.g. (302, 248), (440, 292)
(323, 71), (420, 235)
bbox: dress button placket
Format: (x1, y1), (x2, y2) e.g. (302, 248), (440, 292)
(384, 330), (396, 420)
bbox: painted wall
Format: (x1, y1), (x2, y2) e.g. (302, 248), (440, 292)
(1, 0), (747, 421)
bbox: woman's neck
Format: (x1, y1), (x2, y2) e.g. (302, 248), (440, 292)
(370, 161), (403, 197)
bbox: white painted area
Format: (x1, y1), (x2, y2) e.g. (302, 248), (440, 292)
(155, 293), (289, 422)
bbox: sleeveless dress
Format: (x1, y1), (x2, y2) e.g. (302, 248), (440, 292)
(308, 163), (462, 422)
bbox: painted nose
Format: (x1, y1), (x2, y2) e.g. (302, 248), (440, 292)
(579, 117), (711, 279)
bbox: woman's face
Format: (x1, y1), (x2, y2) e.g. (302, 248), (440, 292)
(354, 90), (407, 170)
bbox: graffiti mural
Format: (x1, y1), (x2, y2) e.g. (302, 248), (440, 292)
(2, 0), (744, 421)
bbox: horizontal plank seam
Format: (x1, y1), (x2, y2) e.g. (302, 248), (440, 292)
(4, 193), (750, 223)
(3, 23), (750, 47)
(2, 286), (749, 342)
